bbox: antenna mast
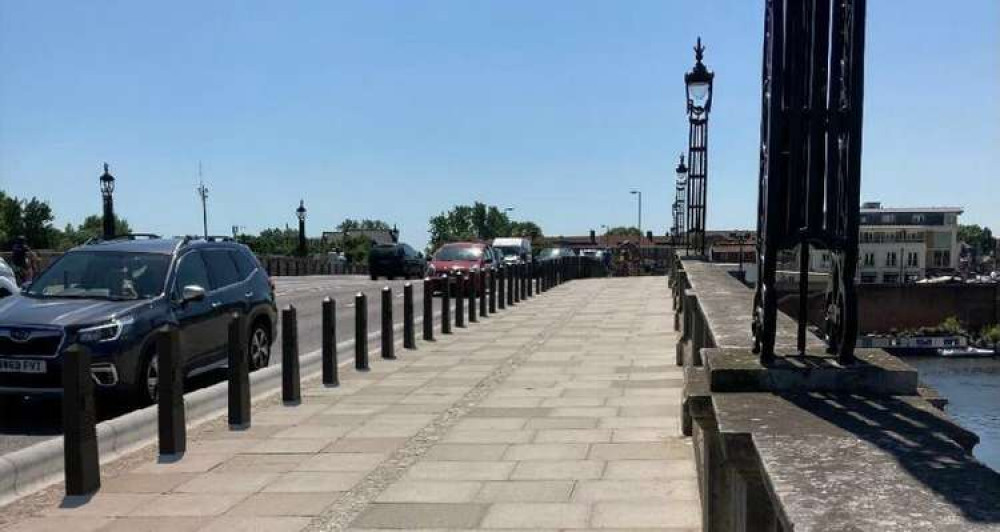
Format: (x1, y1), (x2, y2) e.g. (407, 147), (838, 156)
(197, 161), (209, 238)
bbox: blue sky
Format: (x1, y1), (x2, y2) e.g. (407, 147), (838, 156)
(1, 1), (997, 250)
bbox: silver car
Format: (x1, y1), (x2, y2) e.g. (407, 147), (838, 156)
(0, 257), (17, 297)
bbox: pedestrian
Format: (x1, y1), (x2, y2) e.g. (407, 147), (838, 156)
(9, 236), (40, 286)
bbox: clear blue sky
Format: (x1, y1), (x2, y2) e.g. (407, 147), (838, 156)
(1, 1), (997, 250)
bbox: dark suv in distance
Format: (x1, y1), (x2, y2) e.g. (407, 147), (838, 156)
(369, 242), (426, 280)
(0, 235), (276, 404)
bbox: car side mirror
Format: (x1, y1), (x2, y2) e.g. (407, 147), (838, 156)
(180, 285), (206, 304)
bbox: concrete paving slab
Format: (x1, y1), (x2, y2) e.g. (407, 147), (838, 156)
(351, 503), (489, 529)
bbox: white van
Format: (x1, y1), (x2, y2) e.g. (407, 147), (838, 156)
(492, 237), (532, 265)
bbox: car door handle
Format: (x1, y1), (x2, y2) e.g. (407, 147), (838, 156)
(211, 301), (221, 309)
(245, 291), (254, 298)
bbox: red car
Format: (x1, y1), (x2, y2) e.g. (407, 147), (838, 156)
(427, 242), (497, 294)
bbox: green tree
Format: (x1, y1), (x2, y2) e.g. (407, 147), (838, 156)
(958, 224), (995, 256)
(57, 214), (132, 249)
(606, 226), (641, 237)
(427, 202), (543, 252)
(983, 324), (1000, 354)
(938, 316), (964, 335)
(337, 219), (392, 232)
(0, 192), (59, 249)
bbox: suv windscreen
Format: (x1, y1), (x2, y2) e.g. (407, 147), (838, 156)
(371, 245), (400, 258)
(434, 246), (483, 261)
(26, 251), (170, 300)
(495, 246), (521, 258)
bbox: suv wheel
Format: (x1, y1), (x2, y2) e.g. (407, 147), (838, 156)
(248, 323), (271, 370)
(135, 349), (159, 405)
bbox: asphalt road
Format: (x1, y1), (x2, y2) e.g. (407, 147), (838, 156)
(0, 275), (436, 456)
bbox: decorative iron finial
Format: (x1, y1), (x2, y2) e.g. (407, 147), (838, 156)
(679, 153), (686, 165)
(694, 37), (705, 63)
(103, 162), (109, 174)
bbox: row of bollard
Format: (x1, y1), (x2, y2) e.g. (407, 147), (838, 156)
(62, 258), (584, 497)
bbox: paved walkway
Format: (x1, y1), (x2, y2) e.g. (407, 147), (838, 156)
(5, 277), (700, 531)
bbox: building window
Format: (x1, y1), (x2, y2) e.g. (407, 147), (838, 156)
(862, 253), (875, 267)
(886, 251), (898, 267)
(860, 273), (877, 284)
(881, 214), (895, 224)
(882, 273), (900, 284)
(906, 252), (919, 267)
(932, 250), (951, 268)
(913, 214), (924, 224)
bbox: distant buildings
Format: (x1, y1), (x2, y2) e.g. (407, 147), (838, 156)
(805, 202), (963, 284)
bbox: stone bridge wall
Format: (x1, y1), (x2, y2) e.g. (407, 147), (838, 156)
(668, 256), (1000, 531)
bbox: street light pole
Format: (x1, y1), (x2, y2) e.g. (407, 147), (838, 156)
(99, 163), (116, 240)
(296, 200), (308, 257)
(630, 190), (642, 260)
(684, 37), (714, 258)
(674, 154), (688, 252)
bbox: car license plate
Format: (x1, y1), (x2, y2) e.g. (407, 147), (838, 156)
(0, 359), (46, 374)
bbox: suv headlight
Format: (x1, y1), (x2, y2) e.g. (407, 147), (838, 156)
(78, 317), (134, 344)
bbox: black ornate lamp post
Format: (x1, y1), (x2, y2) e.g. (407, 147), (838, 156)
(684, 37), (714, 257)
(296, 200), (307, 257)
(99, 163), (116, 240)
(630, 189), (642, 250)
(673, 154), (688, 249)
(731, 231), (750, 281)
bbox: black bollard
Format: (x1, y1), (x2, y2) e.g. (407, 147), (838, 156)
(281, 305), (301, 404)
(519, 263), (527, 301)
(497, 266), (506, 310)
(423, 277), (434, 341)
(62, 343), (100, 495)
(468, 270), (477, 323)
(489, 269), (497, 313)
(322, 297), (339, 386)
(157, 325), (186, 454)
(228, 313), (251, 429)
(456, 274), (466, 328)
(479, 269), (488, 317)
(404, 283), (416, 348)
(507, 263), (515, 306)
(442, 275), (452, 334)
(527, 262), (533, 297)
(381, 286), (396, 359)
(513, 264), (521, 304)
(355, 293), (370, 370)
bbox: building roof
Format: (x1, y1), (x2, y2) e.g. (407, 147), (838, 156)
(860, 206), (963, 214)
(542, 234), (674, 249)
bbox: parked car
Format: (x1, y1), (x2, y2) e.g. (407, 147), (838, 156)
(0, 257), (17, 298)
(369, 243), (426, 280)
(427, 242), (497, 293)
(0, 235), (276, 404)
(537, 247), (576, 262)
(492, 237), (532, 266)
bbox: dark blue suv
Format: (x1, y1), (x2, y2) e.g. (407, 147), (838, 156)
(0, 235), (276, 404)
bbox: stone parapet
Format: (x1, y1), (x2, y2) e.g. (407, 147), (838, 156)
(675, 257), (1000, 532)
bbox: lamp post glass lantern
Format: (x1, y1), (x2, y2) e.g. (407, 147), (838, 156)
(684, 37), (714, 257)
(99, 163), (116, 240)
(296, 200), (307, 257)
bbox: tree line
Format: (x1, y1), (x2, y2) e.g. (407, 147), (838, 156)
(427, 202), (544, 252)
(1, 191), (132, 251)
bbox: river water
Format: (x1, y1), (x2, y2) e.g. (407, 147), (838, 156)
(907, 356), (1000, 472)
